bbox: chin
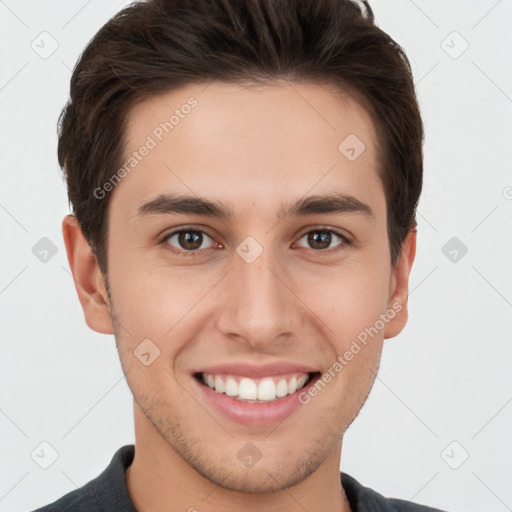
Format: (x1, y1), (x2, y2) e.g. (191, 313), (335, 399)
(193, 455), (320, 494)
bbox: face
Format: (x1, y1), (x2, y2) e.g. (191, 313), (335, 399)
(65, 80), (415, 493)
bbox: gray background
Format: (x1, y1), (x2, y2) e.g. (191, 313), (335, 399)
(1, 1), (511, 511)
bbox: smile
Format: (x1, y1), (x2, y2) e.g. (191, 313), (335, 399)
(196, 372), (314, 402)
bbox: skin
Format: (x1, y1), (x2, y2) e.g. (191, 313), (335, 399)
(62, 80), (416, 512)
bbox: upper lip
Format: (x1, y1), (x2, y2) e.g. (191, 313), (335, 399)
(193, 362), (319, 378)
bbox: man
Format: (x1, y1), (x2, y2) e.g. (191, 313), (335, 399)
(33, 0), (448, 510)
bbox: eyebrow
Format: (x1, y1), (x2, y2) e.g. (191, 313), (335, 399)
(134, 192), (374, 221)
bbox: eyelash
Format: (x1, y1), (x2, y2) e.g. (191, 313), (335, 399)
(159, 226), (352, 257)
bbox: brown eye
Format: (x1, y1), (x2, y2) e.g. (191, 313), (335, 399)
(296, 229), (349, 252)
(164, 229), (215, 253)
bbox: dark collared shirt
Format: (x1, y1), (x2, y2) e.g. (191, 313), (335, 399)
(31, 445), (447, 511)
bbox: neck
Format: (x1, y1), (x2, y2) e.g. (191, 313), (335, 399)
(126, 403), (352, 512)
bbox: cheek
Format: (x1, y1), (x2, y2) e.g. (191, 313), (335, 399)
(108, 256), (215, 347)
(307, 264), (390, 347)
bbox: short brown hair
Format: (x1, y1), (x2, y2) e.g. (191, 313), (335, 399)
(58, 0), (423, 274)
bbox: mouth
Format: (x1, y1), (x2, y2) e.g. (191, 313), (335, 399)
(193, 371), (322, 403)
(190, 362), (323, 425)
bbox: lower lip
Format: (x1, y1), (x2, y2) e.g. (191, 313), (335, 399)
(193, 373), (320, 426)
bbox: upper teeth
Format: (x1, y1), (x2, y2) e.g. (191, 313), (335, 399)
(201, 373), (310, 401)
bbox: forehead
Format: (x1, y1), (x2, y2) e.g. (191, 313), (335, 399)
(113, 80), (384, 221)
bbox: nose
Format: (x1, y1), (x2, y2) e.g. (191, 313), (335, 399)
(215, 241), (300, 351)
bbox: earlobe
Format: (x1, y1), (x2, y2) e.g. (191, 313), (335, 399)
(383, 228), (417, 340)
(62, 214), (114, 335)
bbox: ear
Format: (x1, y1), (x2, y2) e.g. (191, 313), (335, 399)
(62, 214), (114, 334)
(383, 228), (417, 340)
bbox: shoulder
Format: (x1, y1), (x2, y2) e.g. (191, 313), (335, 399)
(386, 497), (448, 512)
(341, 472), (449, 512)
(29, 483), (98, 512)
(29, 445), (136, 512)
